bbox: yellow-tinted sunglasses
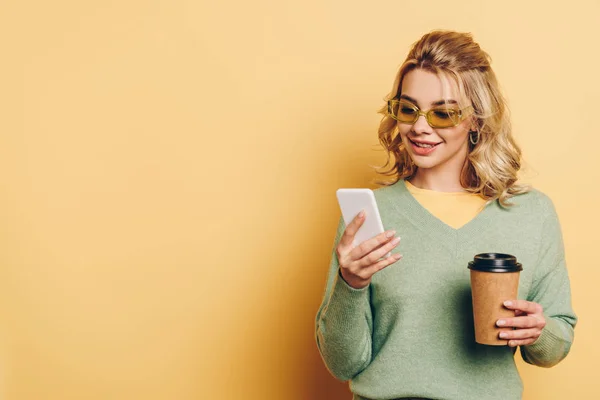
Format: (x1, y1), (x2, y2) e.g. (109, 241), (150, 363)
(387, 98), (472, 129)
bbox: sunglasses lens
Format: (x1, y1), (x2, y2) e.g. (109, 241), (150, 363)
(429, 108), (460, 128)
(393, 100), (418, 123)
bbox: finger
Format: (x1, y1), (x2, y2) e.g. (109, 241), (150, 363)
(363, 253), (403, 276)
(349, 229), (397, 261)
(503, 300), (543, 315)
(507, 338), (539, 347)
(496, 316), (539, 329)
(357, 236), (402, 267)
(498, 328), (542, 341)
(338, 210), (366, 248)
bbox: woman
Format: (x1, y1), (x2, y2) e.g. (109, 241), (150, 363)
(315, 30), (576, 400)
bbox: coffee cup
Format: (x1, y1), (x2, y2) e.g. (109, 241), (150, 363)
(468, 253), (523, 345)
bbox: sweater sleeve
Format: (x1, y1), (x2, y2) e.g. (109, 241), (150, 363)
(315, 216), (373, 381)
(520, 197), (577, 367)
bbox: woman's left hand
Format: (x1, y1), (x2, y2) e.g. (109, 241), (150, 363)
(496, 300), (546, 347)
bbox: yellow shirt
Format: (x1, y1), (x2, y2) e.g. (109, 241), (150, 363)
(404, 180), (488, 229)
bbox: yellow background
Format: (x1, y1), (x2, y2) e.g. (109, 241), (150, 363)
(1, 0), (598, 399)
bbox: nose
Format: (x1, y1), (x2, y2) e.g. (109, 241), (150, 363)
(412, 113), (432, 135)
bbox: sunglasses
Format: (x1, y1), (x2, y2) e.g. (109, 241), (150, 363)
(387, 98), (472, 129)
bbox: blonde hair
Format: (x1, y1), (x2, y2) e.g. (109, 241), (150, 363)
(376, 30), (528, 206)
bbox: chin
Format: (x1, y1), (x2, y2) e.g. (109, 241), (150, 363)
(410, 157), (441, 169)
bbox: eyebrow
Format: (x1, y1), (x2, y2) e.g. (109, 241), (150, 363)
(399, 94), (458, 107)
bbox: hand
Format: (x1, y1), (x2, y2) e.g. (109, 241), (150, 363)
(496, 300), (546, 347)
(336, 210), (402, 289)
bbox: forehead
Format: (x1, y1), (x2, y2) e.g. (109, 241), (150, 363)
(400, 69), (465, 106)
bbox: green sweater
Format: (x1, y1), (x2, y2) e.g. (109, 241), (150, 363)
(315, 180), (577, 400)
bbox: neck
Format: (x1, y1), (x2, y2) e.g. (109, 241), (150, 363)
(410, 162), (467, 193)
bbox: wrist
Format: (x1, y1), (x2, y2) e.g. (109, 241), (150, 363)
(338, 268), (370, 290)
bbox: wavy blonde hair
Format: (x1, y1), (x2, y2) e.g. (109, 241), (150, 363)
(376, 30), (528, 206)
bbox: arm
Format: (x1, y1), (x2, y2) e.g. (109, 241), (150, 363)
(315, 216), (373, 381)
(520, 200), (577, 367)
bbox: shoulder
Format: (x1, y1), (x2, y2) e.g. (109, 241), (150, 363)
(502, 187), (558, 220)
(373, 181), (401, 196)
(372, 179), (405, 196)
(372, 180), (407, 204)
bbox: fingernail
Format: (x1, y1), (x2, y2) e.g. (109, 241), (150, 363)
(394, 253), (402, 260)
(496, 320), (506, 326)
(358, 210), (365, 218)
(499, 332), (508, 339)
(391, 237), (401, 245)
(386, 230), (396, 238)
(504, 301), (512, 307)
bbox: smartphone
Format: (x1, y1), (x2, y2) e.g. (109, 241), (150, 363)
(336, 188), (390, 258)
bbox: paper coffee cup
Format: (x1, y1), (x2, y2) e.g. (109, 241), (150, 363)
(468, 253), (523, 345)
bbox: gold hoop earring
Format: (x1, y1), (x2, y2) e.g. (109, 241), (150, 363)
(469, 130), (480, 145)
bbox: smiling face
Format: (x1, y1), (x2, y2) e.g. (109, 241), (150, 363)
(396, 68), (474, 176)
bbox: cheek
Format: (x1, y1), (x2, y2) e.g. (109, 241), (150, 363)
(396, 124), (411, 140)
(441, 126), (469, 146)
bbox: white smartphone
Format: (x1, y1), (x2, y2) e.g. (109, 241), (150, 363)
(336, 188), (390, 258)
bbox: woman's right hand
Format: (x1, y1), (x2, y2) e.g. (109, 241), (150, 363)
(336, 210), (402, 289)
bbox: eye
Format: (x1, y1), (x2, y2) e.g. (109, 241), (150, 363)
(400, 106), (417, 115)
(398, 100), (418, 114)
(432, 109), (458, 120)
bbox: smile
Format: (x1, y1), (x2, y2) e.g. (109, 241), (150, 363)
(409, 138), (442, 148)
(408, 138), (442, 155)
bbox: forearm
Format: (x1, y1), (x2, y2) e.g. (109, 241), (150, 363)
(316, 271), (373, 381)
(521, 199), (577, 367)
(521, 315), (575, 367)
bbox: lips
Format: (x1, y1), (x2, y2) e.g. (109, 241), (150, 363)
(409, 138), (442, 147)
(408, 138), (441, 155)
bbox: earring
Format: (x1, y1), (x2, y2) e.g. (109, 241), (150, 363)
(469, 130), (480, 145)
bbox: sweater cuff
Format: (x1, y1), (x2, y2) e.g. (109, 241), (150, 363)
(523, 316), (571, 367)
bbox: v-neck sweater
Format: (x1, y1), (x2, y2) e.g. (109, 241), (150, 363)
(404, 180), (488, 229)
(315, 180), (577, 400)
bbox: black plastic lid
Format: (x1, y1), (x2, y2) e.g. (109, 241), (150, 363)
(468, 253), (523, 273)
